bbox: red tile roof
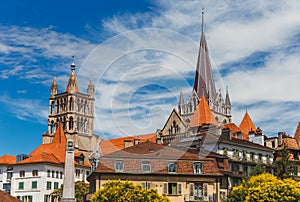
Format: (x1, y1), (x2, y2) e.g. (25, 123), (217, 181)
(0, 190), (21, 202)
(100, 133), (156, 155)
(294, 122), (300, 146)
(190, 96), (218, 127)
(277, 137), (299, 150)
(0, 155), (16, 165)
(17, 124), (89, 167)
(239, 112), (256, 140)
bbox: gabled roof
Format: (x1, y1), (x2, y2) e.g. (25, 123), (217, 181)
(239, 112), (256, 140)
(193, 11), (217, 99)
(100, 133), (156, 155)
(0, 190), (21, 202)
(294, 122), (300, 146)
(190, 96), (218, 127)
(161, 108), (187, 131)
(0, 155), (16, 165)
(104, 141), (202, 161)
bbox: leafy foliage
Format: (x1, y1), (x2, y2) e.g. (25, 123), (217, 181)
(227, 173), (300, 202)
(274, 145), (295, 179)
(91, 180), (170, 202)
(51, 181), (89, 202)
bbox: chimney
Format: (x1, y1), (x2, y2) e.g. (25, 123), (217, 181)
(278, 132), (284, 146)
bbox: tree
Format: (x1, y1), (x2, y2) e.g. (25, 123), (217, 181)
(243, 163), (265, 181)
(51, 181), (89, 202)
(274, 144), (295, 179)
(91, 180), (170, 202)
(227, 173), (300, 202)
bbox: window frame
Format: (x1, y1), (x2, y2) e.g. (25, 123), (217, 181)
(115, 160), (124, 172)
(193, 163), (202, 174)
(18, 182), (24, 190)
(141, 162), (151, 172)
(46, 181), (52, 190)
(19, 170), (25, 178)
(32, 170), (38, 177)
(32, 181), (37, 189)
(167, 162), (177, 173)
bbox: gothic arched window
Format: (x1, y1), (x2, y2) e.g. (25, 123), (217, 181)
(83, 119), (88, 133)
(51, 121), (55, 134)
(69, 97), (74, 111)
(69, 117), (73, 130)
(56, 100), (60, 113)
(51, 101), (55, 114)
(84, 101), (88, 114)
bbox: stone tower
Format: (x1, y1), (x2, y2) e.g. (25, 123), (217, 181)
(43, 57), (99, 157)
(178, 10), (231, 125)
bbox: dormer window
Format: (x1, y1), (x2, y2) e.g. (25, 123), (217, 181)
(115, 160), (124, 172)
(141, 162), (151, 172)
(193, 163), (202, 174)
(167, 162), (177, 173)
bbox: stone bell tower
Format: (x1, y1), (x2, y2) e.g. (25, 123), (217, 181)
(43, 57), (99, 157)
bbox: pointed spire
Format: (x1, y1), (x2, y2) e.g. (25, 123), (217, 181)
(66, 56), (80, 93)
(179, 90), (184, 106)
(87, 75), (95, 97)
(51, 75), (58, 96)
(193, 9), (217, 100)
(239, 112), (256, 140)
(225, 86), (231, 107)
(190, 96), (218, 127)
(294, 122), (300, 147)
(52, 123), (67, 145)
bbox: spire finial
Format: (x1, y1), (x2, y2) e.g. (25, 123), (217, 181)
(202, 8), (205, 34)
(71, 56), (76, 71)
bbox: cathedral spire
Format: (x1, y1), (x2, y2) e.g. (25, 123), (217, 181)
(178, 90), (184, 114)
(193, 8), (217, 100)
(87, 75), (95, 98)
(66, 56), (80, 93)
(225, 86), (231, 107)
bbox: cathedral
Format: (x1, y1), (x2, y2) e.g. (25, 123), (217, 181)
(43, 57), (100, 157)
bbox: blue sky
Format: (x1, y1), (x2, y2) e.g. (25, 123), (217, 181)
(1, 0), (300, 156)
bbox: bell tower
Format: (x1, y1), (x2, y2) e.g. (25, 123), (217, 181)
(43, 57), (99, 156)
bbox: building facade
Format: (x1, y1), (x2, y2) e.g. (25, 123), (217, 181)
(88, 141), (231, 202)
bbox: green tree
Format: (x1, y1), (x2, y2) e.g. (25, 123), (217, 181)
(227, 173), (300, 202)
(274, 145), (295, 179)
(91, 180), (170, 202)
(51, 181), (89, 202)
(244, 163), (265, 181)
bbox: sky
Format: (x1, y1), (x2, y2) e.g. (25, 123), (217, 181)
(1, 0), (300, 156)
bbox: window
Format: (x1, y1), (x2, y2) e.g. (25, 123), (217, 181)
(52, 170), (55, 178)
(47, 170), (50, 177)
(56, 171), (59, 178)
(54, 182), (59, 190)
(46, 181), (52, 190)
(32, 170), (38, 177)
(32, 181), (37, 189)
(163, 183), (182, 195)
(75, 169), (81, 178)
(60, 171), (63, 179)
(141, 162), (151, 172)
(115, 161), (124, 172)
(223, 148), (228, 156)
(193, 163), (202, 174)
(193, 183), (203, 200)
(167, 162), (177, 173)
(142, 182), (151, 190)
(19, 170), (25, 177)
(19, 182), (24, 190)
(271, 141), (276, 148)
(217, 158), (224, 169)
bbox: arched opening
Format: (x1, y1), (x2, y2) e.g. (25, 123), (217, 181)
(84, 101), (88, 114)
(56, 100), (60, 113)
(51, 101), (55, 114)
(50, 121), (55, 133)
(69, 117), (73, 130)
(83, 119), (88, 133)
(69, 97), (74, 111)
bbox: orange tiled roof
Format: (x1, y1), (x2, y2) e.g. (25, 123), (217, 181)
(239, 112), (256, 140)
(17, 124), (89, 167)
(100, 133), (156, 155)
(278, 137), (299, 150)
(0, 190), (21, 202)
(0, 155), (16, 165)
(294, 122), (300, 146)
(223, 123), (242, 138)
(190, 96), (218, 127)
